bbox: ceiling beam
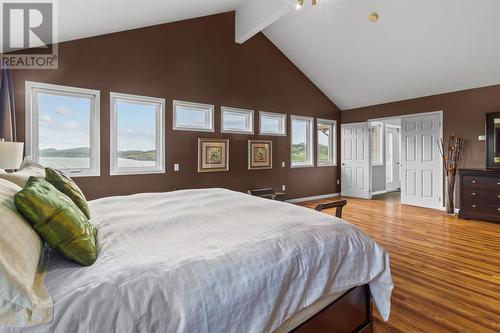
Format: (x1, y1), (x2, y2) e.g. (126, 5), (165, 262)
(235, 0), (294, 44)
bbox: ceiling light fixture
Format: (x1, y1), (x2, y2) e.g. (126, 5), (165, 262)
(296, 0), (318, 10)
(368, 13), (379, 22)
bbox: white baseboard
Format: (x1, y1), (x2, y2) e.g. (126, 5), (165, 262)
(286, 193), (340, 203)
(439, 207), (460, 214)
(371, 190), (387, 196)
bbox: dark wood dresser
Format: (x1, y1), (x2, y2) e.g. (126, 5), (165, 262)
(459, 169), (500, 223)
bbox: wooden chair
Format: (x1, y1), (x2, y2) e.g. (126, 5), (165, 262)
(314, 200), (347, 218)
(247, 188), (285, 201)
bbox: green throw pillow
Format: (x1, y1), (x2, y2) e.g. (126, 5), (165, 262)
(14, 177), (97, 266)
(45, 167), (91, 219)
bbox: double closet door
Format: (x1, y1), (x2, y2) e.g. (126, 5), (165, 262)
(341, 113), (442, 210)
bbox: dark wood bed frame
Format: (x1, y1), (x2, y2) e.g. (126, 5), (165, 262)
(290, 200), (374, 333)
(290, 284), (373, 333)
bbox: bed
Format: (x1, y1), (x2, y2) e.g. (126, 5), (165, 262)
(5, 188), (393, 333)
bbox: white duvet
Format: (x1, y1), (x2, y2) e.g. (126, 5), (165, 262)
(5, 188), (393, 333)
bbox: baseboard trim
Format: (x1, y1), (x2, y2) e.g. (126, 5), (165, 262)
(439, 207), (460, 214)
(371, 190), (387, 196)
(286, 193), (340, 203)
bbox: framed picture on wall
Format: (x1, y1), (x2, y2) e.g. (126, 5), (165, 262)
(198, 138), (230, 172)
(248, 140), (272, 170)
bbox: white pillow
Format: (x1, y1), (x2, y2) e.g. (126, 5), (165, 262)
(0, 158), (45, 188)
(0, 179), (53, 326)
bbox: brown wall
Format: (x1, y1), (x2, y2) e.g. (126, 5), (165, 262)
(12, 12), (341, 200)
(342, 85), (500, 170)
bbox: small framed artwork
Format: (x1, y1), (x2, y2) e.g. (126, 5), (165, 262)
(248, 140), (272, 170)
(198, 138), (230, 172)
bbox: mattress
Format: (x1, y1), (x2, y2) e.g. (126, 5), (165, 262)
(4, 188), (393, 333)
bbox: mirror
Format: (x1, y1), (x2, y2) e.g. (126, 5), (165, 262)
(486, 112), (500, 168)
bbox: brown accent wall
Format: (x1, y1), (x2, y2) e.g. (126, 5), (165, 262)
(342, 85), (500, 170)
(12, 12), (341, 200)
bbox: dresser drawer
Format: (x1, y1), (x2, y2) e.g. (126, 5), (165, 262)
(462, 202), (500, 212)
(462, 176), (500, 191)
(462, 188), (500, 204)
(459, 202), (500, 221)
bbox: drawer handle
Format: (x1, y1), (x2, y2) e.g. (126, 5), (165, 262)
(472, 205), (476, 208)
(472, 180), (476, 184)
(472, 192), (476, 196)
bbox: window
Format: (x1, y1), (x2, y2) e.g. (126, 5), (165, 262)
(25, 81), (100, 177)
(259, 111), (286, 136)
(317, 119), (336, 166)
(370, 122), (384, 165)
(110, 93), (165, 175)
(173, 100), (214, 132)
(291, 115), (314, 167)
(221, 107), (254, 134)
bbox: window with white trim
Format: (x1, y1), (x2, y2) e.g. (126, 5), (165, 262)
(370, 122), (384, 165)
(291, 115), (314, 167)
(317, 119), (336, 166)
(259, 111), (286, 136)
(221, 107), (254, 134)
(173, 100), (214, 132)
(25, 81), (100, 177)
(110, 93), (165, 175)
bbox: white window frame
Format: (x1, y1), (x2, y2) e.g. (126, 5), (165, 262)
(221, 107), (254, 134)
(316, 118), (337, 167)
(370, 121), (384, 166)
(25, 81), (101, 177)
(110, 92), (165, 176)
(173, 100), (214, 132)
(290, 115), (314, 168)
(259, 111), (287, 136)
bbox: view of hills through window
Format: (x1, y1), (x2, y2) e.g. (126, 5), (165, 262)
(116, 101), (157, 168)
(38, 93), (156, 169)
(317, 123), (331, 162)
(291, 119), (310, 164)
(38, 93), (92, 169)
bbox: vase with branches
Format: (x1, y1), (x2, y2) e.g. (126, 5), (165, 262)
(438, 135), (464, 214)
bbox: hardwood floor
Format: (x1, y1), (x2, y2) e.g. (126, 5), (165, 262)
(298, 193), (500, 333)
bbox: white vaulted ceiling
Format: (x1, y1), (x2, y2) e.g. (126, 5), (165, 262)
(264, 0), (500, 109)
(56, 0), (500, 110)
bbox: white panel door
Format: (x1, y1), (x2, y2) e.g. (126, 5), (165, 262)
(401, 114), (442, 209)
(341, 123), (370, 199)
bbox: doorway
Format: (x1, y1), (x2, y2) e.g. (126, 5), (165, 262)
(369, 118), (401, 197)
(341, 111), (443, 210)
(385, 124), (401, 192)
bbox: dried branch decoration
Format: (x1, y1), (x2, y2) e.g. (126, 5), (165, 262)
(438, 134), (464, 214)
